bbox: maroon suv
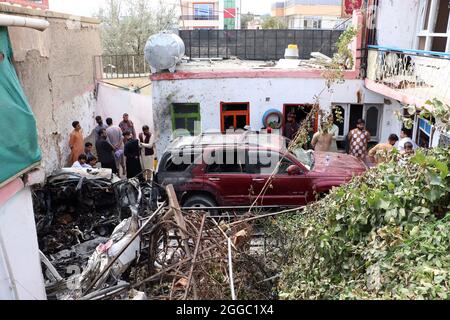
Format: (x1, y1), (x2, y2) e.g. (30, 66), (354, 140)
(156, 133), (367, 208)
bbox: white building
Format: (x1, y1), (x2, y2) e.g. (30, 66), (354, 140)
(366, 0), (450, 148)
(151, 12), (407, 157)
(180, 0), (241, 30)
(271, 0), (351, 30)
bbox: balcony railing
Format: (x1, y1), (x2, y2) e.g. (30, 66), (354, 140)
(181, 15), (219, 21)
(94, 55), (150, 79)
(366, 45), (450, 105)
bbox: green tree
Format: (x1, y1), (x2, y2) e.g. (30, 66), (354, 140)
(240, 13), (255, 29)
(261, 16), (287, 29)
(98, 0), (178, 55)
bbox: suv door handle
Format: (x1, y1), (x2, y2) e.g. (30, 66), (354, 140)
(252, 178), (265, 182)
(209, 177), (221, 182)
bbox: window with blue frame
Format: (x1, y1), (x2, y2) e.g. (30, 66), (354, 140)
(194, 3), (213, 19)
(417, 117), (435, 148)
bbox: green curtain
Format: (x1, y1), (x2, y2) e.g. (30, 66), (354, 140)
(0, 26), (41, 186)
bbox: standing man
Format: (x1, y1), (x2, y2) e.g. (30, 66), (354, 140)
(139, 125), (155, 171)
(328, 115), (339, 152)
(311, 127), (333, 152)
(94, 116), (108, 141)
(96, 128), (118, 174)
(106, 117), (125, 175)
(348, 119), (371, 160)
(123, 131), (142, 179)
(69, 121), (84, 165)
(368, 134), (399, 164)
(119, 113), (136, 141)
(283, 112), (300, 142)
(397, 128), (417, 152)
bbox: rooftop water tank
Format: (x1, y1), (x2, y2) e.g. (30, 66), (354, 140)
(284, 44), (299, 59)
(144, 32), (185, 74)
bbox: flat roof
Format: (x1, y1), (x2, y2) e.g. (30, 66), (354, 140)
(174, 57), (327, 72)
(150, 57), (361, 81)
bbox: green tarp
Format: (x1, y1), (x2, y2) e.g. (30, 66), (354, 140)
(0, 26), (41, 186)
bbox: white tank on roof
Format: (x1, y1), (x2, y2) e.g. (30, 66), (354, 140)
(144, 32), (185, 74)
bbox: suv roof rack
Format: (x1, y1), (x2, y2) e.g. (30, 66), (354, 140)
(167, 132), (287, 152)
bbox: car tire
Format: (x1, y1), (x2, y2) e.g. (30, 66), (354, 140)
(183, 194), (218, 216)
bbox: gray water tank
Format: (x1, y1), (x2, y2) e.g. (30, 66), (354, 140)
(144, 32), (185, 74)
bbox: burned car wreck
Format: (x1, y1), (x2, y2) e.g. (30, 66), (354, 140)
(33, 168), (156, 295)
(33, 167), (279, 300)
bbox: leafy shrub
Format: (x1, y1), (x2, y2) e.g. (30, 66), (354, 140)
(274, 148), (450, 299)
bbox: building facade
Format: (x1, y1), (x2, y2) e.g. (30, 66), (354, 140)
(0, 3), (104, 300)
(180, 0), (241, 30)
(366, 0), (450, 148)
(271, 0), (349, 29)
(0, 0), (48, 10)
(151, 12), (407, 157)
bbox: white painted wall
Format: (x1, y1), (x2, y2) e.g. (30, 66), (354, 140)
(375, 0), (420, 49)
(152, 77), (399, 156)
(380, 100), (404, 143)
(0, 187), (46, 300)
(96, 83), (154, 137)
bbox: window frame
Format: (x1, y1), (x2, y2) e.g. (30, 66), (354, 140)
(171, 103), (201, 135)
(415, 0), (450, 52)
(331, 103), (384, 142)
(193, 3), (214, 18)
(220, 102), (250, 132)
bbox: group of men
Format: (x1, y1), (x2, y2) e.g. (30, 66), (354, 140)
(68, 113), (155, 179)
(283, 112), (417, 165)
(348, 119), (416, 165)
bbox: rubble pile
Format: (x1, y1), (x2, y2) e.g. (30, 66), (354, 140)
(128, 210), (275, 300)
(33, 171), (280, 300)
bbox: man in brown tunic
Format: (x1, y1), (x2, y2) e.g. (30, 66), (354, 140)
(69, 121), (84, 165)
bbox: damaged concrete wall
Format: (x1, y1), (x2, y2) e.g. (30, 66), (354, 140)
(0, 184), (46, 300)
(96, 83), (154, 137)
(2, 4), (102, 180)
(152, 77), (392, 157)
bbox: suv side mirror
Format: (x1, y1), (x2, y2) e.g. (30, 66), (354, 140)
(287, 165), (302, 176)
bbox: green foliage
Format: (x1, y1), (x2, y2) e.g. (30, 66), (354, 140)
(241, 13), (255, 29)
(272, 148), (450, 299)
(261, 16), (287, 29)
(322, 26), (359, 87)
(394, 99), (450, 133)
(98, 0), (178, 55)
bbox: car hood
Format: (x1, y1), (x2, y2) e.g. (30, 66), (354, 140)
(311, 152), (366, 176)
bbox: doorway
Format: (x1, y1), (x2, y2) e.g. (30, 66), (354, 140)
(283, 104), (318, 132)
(220, 102), (250, 132)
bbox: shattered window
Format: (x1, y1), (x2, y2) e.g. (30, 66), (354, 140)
(164, 157), (190, 172)
(206, 149), (246, 174)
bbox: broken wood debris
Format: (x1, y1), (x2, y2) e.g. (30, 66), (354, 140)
(34, 176), (303, 300)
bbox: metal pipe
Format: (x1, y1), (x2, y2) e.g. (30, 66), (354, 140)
(181, 205), (297, 211)
(0, 14), (49, 31)
(227, 238), (236, 300)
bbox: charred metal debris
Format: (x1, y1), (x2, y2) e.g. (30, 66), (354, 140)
(33, 169), (296, 300)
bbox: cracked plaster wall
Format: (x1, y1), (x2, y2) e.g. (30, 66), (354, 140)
(151, 78), (399, 158)
(7, 16), (101, 181)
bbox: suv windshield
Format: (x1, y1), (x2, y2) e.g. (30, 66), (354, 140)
(290, 147), (314, 171)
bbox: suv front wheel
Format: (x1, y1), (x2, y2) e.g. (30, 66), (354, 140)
(182, 194), (218, 216)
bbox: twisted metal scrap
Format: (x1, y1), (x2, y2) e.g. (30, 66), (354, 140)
(131, 210), (273, 300)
